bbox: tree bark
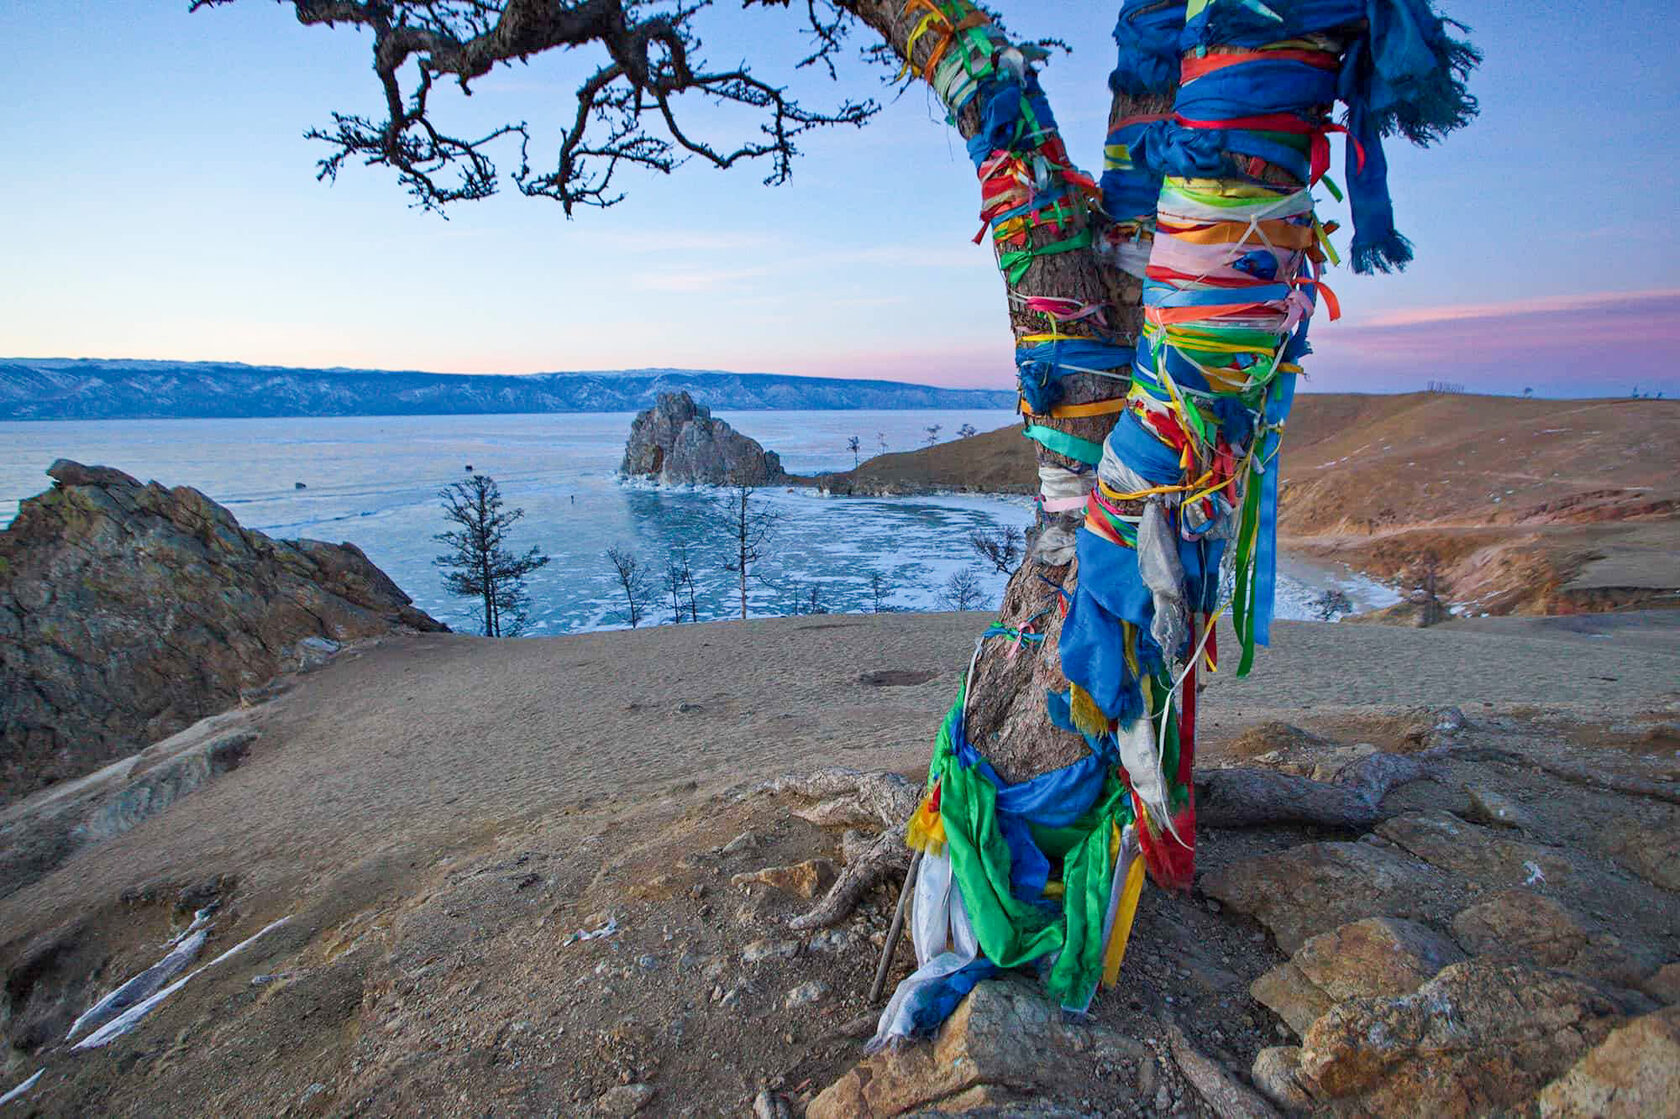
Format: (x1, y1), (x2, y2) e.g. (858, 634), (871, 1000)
(838, 1), (1170, 782)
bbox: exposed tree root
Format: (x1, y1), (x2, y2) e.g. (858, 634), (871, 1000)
(1194, 753), (1428, 830)
(792, 830), (912, 931)
(752, 768), (919, 929)
(764, 754), (1434, 928)
(1456, 747), (1680, 806)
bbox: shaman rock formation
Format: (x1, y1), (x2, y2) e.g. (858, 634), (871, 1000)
(620, 391), (788, 486)
(0, 460), (444, 805)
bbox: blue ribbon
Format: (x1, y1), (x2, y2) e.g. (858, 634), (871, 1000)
(954, 707), (1112, 903)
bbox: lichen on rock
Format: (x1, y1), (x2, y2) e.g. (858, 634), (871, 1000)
(0, 460), (445, 804)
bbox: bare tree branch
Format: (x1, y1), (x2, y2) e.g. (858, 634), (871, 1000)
(193, 0), (878, 213)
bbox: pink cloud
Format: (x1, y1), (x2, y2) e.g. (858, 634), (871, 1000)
(1357, 288), (1680, 328)
(1305, 290), (1680, 395)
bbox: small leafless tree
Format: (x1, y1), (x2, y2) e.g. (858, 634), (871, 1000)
(715, 478), (779, 621)
(875, 432), (888, 455)
(923, 424), (943, 447)
(957, 423), (978, 439)
(665, 541), (700, 623)
(867, 569), (891, 613)
(1405, 552), (1451, 627)
(939, 568), (987, 612)
(846, 435), (861, 467)
(969, 525), (1024, 575)
(605, 545), (651, 628)
(663, 558), (687, 624)
(433, 474), (550, 637)
(1311, 588), (1355, 621)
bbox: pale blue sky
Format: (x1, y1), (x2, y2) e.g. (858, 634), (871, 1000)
(2, 0), (1677, 395)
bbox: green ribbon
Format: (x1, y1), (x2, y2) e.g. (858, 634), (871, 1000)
(930, 693), (1130, 1009)
(1023, 423), (1104, 465)
(998, 228), (1093, 285)
(1231, 467), (1263, 676)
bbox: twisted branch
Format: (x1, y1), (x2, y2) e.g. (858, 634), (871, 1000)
(192, 0), (876, 212)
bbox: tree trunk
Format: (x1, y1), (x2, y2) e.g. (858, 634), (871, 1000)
(739, 500), (749, 620)
(840, 1), (1169, 783)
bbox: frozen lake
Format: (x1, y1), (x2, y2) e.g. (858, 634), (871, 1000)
(0, 410), (1395, 633)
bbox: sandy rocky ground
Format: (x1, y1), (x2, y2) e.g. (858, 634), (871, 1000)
(1, 612), (1677, 1117)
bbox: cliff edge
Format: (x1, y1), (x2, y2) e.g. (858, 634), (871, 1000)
(0, 460), (445, 805)
(621, 391), (787, 485)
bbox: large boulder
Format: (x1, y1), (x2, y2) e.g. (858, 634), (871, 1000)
(1200, 837), (1457, 953)
(1251, 917), (1465, 1036)
(1538, 1005), (1680, 1118)
(0, 461), (445, 804)
(620, 391), (786, 486)
(1295, 961), (1622, 1115)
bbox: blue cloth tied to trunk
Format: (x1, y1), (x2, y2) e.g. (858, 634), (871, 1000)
(952, 706), (1112, 904)
(1178, 0), (1479, 273)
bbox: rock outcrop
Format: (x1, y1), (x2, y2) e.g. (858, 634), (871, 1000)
(620, 391), (786, 485)
(0, 710), (259, 899)
(0, 460), (444, 804)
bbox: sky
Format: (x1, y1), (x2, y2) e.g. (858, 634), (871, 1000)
(2, 0), (1677, 397)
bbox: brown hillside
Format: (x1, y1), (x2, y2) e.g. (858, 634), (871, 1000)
(828, 394), (1680, 616)
(1275, 394), (1679, 615)
(809, 424), (1036, 496)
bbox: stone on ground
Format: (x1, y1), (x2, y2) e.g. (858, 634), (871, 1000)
(1451, 889), (1655, 987)
(593, 1082), (655, 1117)
(1251, 917), (1463, 1036)
(1537, 1006), (1680, 1118)
(807, 978), (1145, 1118)
(1296, 961), (1621, 1115)
(1375, 811), (1575, 888)
(1251, 1047), (1312, 1112)
(1462, 784), (1532, 829)
(1200, 838), (1453, 953)
(1606, 821), (1680, 892)
(731, 858), (837, 899)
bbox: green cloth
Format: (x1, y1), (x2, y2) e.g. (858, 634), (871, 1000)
(929, 694), (1132, 1008)
(1022, 423), (1105, 465)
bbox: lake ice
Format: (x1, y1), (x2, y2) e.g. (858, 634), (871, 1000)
(0, 410), (1395, 633)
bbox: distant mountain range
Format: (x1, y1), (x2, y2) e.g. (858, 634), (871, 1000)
(0, 359), (1015, 420)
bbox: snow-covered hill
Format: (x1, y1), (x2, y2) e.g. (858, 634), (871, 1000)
(0, 359), (1013, 419)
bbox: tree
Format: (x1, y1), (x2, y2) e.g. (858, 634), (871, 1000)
(968, 524), (1023, 575)
(219, 0), (1478, 856)
(923, 424), (942, 447)
(1405, 552), (1451, 628)
(866, 569), (891, 613)
(716, 478), (779, 621)
(1310, 588), (1354, 622)
(847, 435), (862, 467)
(433, 474), (550, 637)
(939, 567), (986, 612)
(663, 554), (688, 624)
(876, 432), (888, 456)
(605, 544), (651, 628)
(957, 423), (978, 439)
(665, 541), (700, 623)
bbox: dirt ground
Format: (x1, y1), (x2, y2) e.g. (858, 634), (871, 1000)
(1, 611), (1676, 1116)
